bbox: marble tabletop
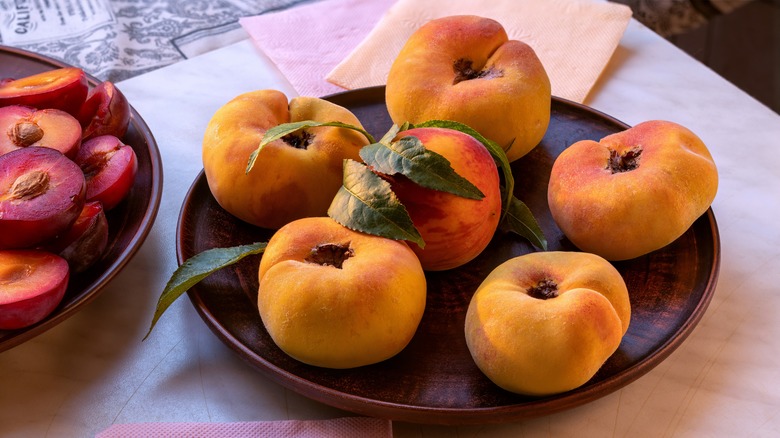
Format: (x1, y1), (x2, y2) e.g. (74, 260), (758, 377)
(1, 17), (779, 438)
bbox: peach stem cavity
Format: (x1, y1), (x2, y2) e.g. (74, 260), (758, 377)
(282, 130), (314, 149)
(527, 278), (559, 300)
(608, 147), (642, 174)
(305, 242), (354, 269)
(452, 58), (503, 85)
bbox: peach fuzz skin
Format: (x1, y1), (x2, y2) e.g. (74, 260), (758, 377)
(388, 127), (501, 271)
(548, 120), (718, 261)
(465, 251), (631, 396)
(257, 217), (427, 369)
(202, 90), (369, 230)
(386, 15), (551, 162)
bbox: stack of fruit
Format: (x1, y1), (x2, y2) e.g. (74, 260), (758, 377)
(0, 67), (138, 330)
(155, 15), (719, 397)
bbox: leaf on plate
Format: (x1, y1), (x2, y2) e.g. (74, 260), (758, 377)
(378, 122), (410, 145)
(500, 196), (548, 250)
(412, 119), (515, 217)
(144, 242), (267, 340)
(328, 159), (424, 247)
(360, 135), (484, 200)
(246, 120), (376, 174)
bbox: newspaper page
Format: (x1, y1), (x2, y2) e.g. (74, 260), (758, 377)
(0, 0), (310, 81)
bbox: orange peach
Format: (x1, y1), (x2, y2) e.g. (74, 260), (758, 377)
(386, 15), (551, 162)
(387, 127), (501, 271)
(465, 251), (631, 396)
(202, 90), (370, 229)
(548, 120), (718, 260)
(257, 217), (427, 368)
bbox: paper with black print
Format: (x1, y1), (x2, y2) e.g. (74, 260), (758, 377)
(0, 0), (312, 82)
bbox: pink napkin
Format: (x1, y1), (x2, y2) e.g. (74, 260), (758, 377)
(239, 0), (395, 97)
(96, 417), (392, 437)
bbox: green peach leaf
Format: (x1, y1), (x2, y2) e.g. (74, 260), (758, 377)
(246, 120), (376, 174)
(144, 242), (267, 340)
(378, 122), (411, 145)
(328, 159), (424, 248)
(360, 136), (484, 200)
(412, 119), (514, 217)
(500, 196), (548, 250)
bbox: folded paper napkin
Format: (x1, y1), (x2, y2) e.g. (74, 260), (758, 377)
(96, 417), (392, 437)
(240, 0), (631, 102)
(327, 0), (632, 103)
(241, 0), (631, 102)
(239, 0), (396, 97)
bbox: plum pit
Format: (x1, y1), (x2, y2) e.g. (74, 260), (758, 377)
(608, 147), (642, 174)
(305, 242), (354, 269)
(9, 170), (50, 201)
(11, 121), (44, 147)
(527, 278), (559, 300)
(453, 58), (503, 85)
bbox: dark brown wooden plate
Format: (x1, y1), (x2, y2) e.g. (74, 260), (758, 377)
(177, 86), (719, 425)
(0, 46), (163, 352)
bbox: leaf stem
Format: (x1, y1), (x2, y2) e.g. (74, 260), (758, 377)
(246, 120), (376, 174)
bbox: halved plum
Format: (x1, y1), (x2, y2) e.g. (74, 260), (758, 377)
(0, 250), (69, 330)
(0, 67), (88, 116)
(0, 105), (82, 159)
(43, 201), (109, 273)
(0, 147), (86, 249)
(77, 81), (131, 140)
(75, 135), (137, 211)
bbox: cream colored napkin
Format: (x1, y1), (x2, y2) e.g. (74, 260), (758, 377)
(96, 417), (392, 437)
(326, 0), (633, 103)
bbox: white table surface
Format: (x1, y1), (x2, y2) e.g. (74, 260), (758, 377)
(1, 18), (779, 438)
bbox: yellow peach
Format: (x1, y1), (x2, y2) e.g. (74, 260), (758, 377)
(388, 127), (502, 271)
(202, 90), (370, 229)
(548, 120), (718, 260)
(386, 15), (551, 162)
(258, 217), (427, 369)
(465, 251), (631, 396)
